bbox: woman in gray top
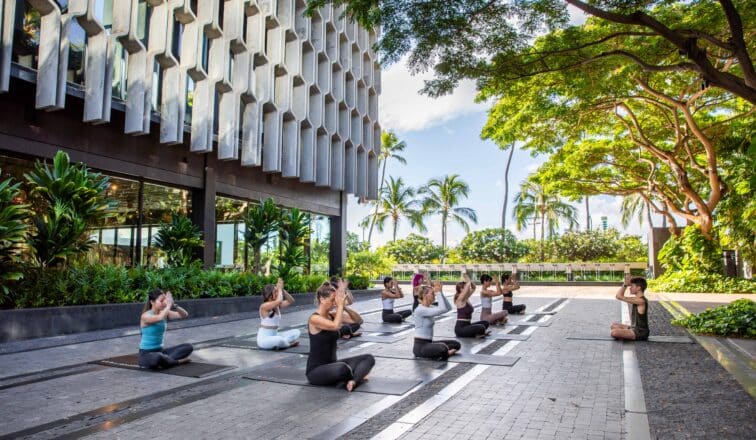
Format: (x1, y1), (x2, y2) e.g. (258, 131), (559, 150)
(412, 280), (461, 360)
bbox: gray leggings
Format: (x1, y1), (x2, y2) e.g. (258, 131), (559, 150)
(138, 344), (193, 369)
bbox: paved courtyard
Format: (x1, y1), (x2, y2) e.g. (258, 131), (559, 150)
(0, 286), (753, 439)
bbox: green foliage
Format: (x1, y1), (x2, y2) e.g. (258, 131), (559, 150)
(0, 173), (29, 291)
(152, 213), (204, 267)
(649, 270), (756, 294)
(419, 174), (477, 251)
(243, 198), (281, 274)
(456, 228), (527, 262)
(3, 263), (328, 308)
(346, 250), (395, 279)
(347, 232), (370, 254)
(380, 233), (444, 264)
(277, 208), (310, 279)
(672, 299), (756, 338)
(365, 176), (426, 242)
(24, 151), (114, 267)
(553, 229), (647, 262)
(716, 139), (756, 268)
(658, 226), (721, 274)
(345, 274), (372, 290)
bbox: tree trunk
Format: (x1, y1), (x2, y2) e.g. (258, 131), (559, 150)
(367, 160), (389, 244)
(253, 249), (261, 275)
(585, 196), (590, 231)
(540, 209), (546, 261)
(392, 217), (398, 242)
(502, 145), (515, 230)
(644, 200), (654, 229)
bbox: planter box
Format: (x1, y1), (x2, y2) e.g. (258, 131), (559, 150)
(0, 289), (382, 343)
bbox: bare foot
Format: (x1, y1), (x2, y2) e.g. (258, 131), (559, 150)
(448, 349), (458, 357)
(178, 358), (191, 365)
(346, 380), (357, 392)
(362, 376), (369, 382)
(289, 340), (300, 348)
(351, 332), (363, 338)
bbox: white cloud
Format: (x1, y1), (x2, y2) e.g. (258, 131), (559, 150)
(379, 58), (485, 132)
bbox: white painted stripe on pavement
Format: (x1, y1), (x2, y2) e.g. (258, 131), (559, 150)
(622, 302), (652, 440)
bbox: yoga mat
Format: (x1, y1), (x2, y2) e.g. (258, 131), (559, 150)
(218, 339), (312, 354)
(362, 349), (520, 366)
(435, 332), (530, 341)
(506, 320), (552, 327)
(360, 322), (413, 333)
(353, 333), (407, 343)
(566, 335), (694, 343)
(243, 361), (422, 395)
(92, 354), (234, 378)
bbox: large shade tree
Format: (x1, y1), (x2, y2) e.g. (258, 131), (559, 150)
(419, 174), (478, 253)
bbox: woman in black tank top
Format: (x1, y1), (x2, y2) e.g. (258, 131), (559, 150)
(610, 276), (650, 340)
(306, 280), (375, 391)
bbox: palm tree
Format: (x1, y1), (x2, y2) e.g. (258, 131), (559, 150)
(513, 179), (578, 260)
(419, 174), (478, 253)
(243, 198), (281, 274)
(621, 194), (654, 229)
(367, 131), (407, 244)
(363, 176), (426, 242)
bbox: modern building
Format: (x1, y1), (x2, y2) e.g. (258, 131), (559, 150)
(0, 0), (381, 272)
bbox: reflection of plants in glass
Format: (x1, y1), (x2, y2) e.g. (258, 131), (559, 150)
(24, 151), (114, 268)
(153, 213), (204, 267)
(14, 6), (40, 56)
(243, 198), (280, 275)
(0, 173), (29, 292)
(216, 197), (247, 222)
(277, 208), (310, 279)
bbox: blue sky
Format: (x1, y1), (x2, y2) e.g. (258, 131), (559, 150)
(346, 58), (658, 248)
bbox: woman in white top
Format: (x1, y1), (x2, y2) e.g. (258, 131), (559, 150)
(382, 277), (412, 323)
(256, 278), (301, 349)
(479, 274), (509, 325)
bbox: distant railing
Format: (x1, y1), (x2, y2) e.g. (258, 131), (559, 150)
(390, 262), (648, 282)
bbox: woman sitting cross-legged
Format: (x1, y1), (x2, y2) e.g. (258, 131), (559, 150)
(412, 281), (461, 360)
(138, 289), (193, 369)
(453, 273), (491, 338)
(478, 274), (509, 325)
(256, 278), (301, 350)
(381, 276), (412, 323)
(500, 273), (526, 314)
(306, 280), (375, 391)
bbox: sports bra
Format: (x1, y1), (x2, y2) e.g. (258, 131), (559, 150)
(457, 302), (474, 320)
(480, 294), (492, 308)
(382, 297), (395, 310)
(260, 307), (281, 327)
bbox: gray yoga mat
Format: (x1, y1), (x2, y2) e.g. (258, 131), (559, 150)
(92, 354), (234, 378)
(354, 333), (408, 343)
(218, 338), (312, 354)
(360, 322), (414, 333)
(506, 320), (552, 327)
(435, 332), (530, 341)
(243, 361), (422, 395)
(362, 348), (520, 366)
(566, 335), (694, 343)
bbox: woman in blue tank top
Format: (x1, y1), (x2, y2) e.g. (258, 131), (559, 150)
(139, 289), (193, 369)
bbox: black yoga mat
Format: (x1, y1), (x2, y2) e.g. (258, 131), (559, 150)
(435, 332), (530, 341)
(361, 348), (520, 366)
(92, 354), (234, 378)
(218, 338), (312, 354)
(566, 335), (694, 343)
(243, 361), (422, 395)
(506, 320), (552, 327)
(353, 333), (408, 343)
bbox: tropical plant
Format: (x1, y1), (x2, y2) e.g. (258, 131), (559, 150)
(513, 178), (578, 260)
(621, 194), (654, 230)
(364, 176), (426, 242)
(419, 174), (477, 254)
(277, 208), (311, 279)
(0, 173), (29, 291)
(379, 234), (444, 264)
(456, 228), (527, 263)
(152, 213), (204, 267)
(346, 249), (396, 280)
(672, 299), (756, 337)
(23, 151), (114, 268)
(243, 198), (281, 274)
(367, 131), (408, 244)
(346, 231), (370, 254)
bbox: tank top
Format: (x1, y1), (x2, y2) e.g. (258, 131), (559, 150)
(382, 297), (395, 310)
(139, 311), (166, 350)
(631, 297), (649, 336)
(260, 307), (281, 327)
(480, 294), (492, 308)
(457, 302), (474, 320)
(306, 316), (339, 374)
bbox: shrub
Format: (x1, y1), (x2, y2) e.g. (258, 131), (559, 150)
(346, 250), (395, 279)
(345, 274), (372, 290)
(152, 213), (204, 267)
(649, 269), (756, 294)
(0, 173), (29, 293)
(456, 228), (527, 262)
(380, 234), (444, 263)
(672, 299), (756, 338)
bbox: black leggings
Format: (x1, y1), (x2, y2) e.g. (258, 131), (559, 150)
(502, 302), (526, 314)
(306, 354), (375, 386)
(339, 323), (361, 337)
(382, 309), (412, 323)
(138, 343), (193, 369)
(454, 320), (490, 338)
(413, 338), (462, 360)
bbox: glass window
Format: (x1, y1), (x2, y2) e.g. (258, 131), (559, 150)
(215, 196), (248, 268)
(12, 1), (41, 69)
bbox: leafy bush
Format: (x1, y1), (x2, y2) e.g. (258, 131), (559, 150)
(346, 250), (395, 279)
(380, 233), (444, 263)
(519, 229), (647, 262)
(277, 208), (310, 278)
(456, 228), (527, 262)
(0, 173), (29, 292)
(672, 299), (756, 338)
(152, 213), (204, 267)
(649, 269), (756, 293)
(658, 225), (721, 273)
(345, 274), (372, 290)
(243, 198), (280, 274)
(3, 263), (329, 309)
